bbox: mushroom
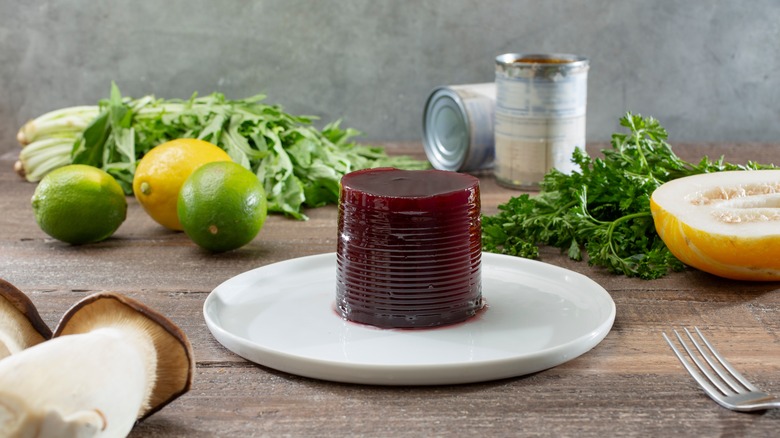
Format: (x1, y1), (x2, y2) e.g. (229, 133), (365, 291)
(0, 292), (195, 437)
(0, 278), (52, 359)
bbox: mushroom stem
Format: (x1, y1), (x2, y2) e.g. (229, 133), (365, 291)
(0, 327), (154, 437)
(0, 292), (193, 437)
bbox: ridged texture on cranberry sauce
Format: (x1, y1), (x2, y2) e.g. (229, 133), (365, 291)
(336, 168), (482, 328)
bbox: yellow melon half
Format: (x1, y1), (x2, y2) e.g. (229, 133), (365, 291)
(650, 170), (780, 281)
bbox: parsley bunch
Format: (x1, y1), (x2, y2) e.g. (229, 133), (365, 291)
(482, 113), (774, 279)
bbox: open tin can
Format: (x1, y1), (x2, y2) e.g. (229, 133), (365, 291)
(422, 83), (496, 172)
(494, 53), (589, 189)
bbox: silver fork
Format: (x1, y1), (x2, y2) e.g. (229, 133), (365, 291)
(662, 327), (780, 412)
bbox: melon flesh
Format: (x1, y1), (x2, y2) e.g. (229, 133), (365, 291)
(650, 170), (780, 281)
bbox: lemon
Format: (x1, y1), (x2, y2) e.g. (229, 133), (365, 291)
(177, 161), (268, 252)
(650, 169), (780, 281)
(133, 138), (232, 230)
(31, 164), (127, 244)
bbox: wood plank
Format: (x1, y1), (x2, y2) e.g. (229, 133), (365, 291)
(2, 143), (780, 437)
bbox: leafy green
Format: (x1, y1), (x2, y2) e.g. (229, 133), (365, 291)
(71, 83), (428, 219)
(72, 83), (137, 186)
(482, 113), (776, 279)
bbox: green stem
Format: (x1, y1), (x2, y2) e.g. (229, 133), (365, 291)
(604, 211), (653, 261)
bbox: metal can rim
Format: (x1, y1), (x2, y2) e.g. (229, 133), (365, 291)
(422, 87), (469, 171)
(496, 53), (589, 76)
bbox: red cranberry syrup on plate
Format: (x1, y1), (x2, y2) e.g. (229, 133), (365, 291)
(336, 167), (483, 328)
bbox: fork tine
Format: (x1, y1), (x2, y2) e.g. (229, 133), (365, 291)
(665, 328), (779, 412)
(692, 327), (761, 393)
(684, 327), (743, 393)
(662, 331), (726, 401)
(670, 329), (734, 396)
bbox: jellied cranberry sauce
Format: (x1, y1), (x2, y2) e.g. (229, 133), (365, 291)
(336, 168), (482, 328)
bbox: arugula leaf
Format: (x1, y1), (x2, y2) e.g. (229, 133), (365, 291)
(71, 84), (429, 219)
(71, 110), (110, 167)
(482, 112), (776, 279)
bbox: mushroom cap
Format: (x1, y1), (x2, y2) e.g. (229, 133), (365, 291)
(0, 279), (52, 357)
(53, 292), (195, 420)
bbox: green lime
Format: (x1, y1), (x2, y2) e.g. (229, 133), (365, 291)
(31, 164), (127, 244)
(177, 161), (267, 252)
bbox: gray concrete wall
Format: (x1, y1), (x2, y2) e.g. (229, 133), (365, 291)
(2, 0), (779, 156)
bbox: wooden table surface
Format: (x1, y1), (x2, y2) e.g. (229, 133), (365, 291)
(1, 142), (779, 437)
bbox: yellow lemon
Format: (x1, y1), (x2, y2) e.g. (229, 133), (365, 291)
(178, 161), (267, 252)
(650, 170), (780, 281)
(132, 139), (232, 230)
(32, 164), (127, 244)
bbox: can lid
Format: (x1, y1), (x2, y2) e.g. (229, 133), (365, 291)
(422, 88), (469, 171)
(495, 53), (589, 78)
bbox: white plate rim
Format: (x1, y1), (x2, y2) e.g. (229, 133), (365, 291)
(203, 252), (616, 385)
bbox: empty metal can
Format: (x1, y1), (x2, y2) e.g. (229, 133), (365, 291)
(494, 53), (589, 189)
(422, 83), (496, 172)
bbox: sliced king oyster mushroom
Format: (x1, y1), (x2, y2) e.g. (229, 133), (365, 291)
(0, 291), (194, 437)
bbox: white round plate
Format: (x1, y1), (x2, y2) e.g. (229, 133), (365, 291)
(203, 252), (615, 385)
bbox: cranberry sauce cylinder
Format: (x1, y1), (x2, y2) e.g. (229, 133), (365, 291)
(336, 167), (483, 328)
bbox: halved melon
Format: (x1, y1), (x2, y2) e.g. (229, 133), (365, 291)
(650, 170), (780, 281)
